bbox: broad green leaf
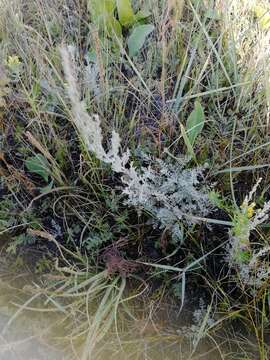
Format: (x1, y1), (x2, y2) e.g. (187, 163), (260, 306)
(186, 101), (205, 146)
(88, 0), (116, 19)
(116, 0), (135, 27)
(134, 9), (151, 22)
(252, 5), (270, 30)
(25, 154), (50, 182)
(105, 15), (122, 38)
(180, 123), (196, 159)
(128, 24), (154, 57)
(93, 13), (122, 38)
(88, 0), (122, 38)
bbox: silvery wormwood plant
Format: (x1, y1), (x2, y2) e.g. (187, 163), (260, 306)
(60, 45), (213, 244)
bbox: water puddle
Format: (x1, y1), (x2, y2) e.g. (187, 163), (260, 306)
(0, 288), (66, 359)
(0, 260), (258, 360)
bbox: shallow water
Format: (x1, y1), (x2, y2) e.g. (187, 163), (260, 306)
(0, 264), (257, 360)
(0, 274), (66, 359)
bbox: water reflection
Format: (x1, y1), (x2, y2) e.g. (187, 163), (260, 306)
(0, 264), (256, 360)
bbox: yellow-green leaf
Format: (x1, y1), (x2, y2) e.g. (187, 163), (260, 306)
(116, 0), (135, 27)
(105, 15), (122, 38)
(252, 5), (270, 30)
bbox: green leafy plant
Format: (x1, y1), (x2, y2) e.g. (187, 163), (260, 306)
(6, 233), (37, 254)
(227, 178), (270, 289)
(88, 0), (153, 56)
(186, 101), (205, 146)
(181, 101), (205, 157)
(116, 0), (135, 26)
(0, 197), (16, 232)
(25, 154), (51, 182)
(128, 24), (155, 57)
(89, 0), (122, 38)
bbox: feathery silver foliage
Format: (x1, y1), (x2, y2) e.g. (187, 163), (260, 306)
(60, 45), (212, 243)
